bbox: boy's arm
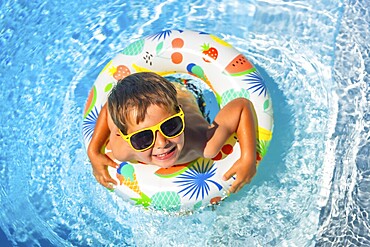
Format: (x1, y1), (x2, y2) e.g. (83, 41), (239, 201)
(204, 98), (257, 193)
(87, 104), (118, 189)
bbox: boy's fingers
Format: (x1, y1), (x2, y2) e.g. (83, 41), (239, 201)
(95, 173), (117, 188)
(234, 182), (246, 193)
(106, 182), (116, 190)
(223, 167), (236, 181)
(97, 178), (106, 187)
(228, 181), (240, 193)
(107, 177), (117, 185)
(102, 178), (117, 189)
(228, 185), (236, 193)
(102, 173), (117, 185)
(228, 177), (247, 193)
(104, 155), (119, 168)
(107, 160), (118, 168)
(103, 182), (112, 189)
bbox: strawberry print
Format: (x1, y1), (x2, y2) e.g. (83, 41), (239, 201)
(113, 65), (131, 80)
(201, 43), (218, 62)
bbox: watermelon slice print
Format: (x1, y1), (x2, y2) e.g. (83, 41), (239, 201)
(83, 86), (97, 118)
(154, 163), (190, 178)
(224, 54), (256, 76)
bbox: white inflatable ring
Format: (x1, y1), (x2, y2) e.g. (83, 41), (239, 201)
(83, 30), (274, 212)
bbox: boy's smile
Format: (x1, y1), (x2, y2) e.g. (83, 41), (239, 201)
(153, 145), (177, 161)
(126, 104), (185, 168)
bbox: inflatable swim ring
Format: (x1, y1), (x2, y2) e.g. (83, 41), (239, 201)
(82, 30), (273, 212)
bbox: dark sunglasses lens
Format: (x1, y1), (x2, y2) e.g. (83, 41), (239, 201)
(161, 116), (183, 137)
(130, 130), (154, 150)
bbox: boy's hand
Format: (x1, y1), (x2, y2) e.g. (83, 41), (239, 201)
(223, 158), (256, 193)
(90, 153), (118, 189)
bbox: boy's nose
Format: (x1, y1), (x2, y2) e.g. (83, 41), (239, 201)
(154, 131), (169, 149)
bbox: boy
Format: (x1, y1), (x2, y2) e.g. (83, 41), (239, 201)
(88, 72), (257, 193)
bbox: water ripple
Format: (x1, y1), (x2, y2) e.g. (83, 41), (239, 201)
(316, 0), (370, 246)
(1, 0), (366, 246)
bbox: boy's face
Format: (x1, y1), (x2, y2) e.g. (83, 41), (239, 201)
(126, 104), (185, 168)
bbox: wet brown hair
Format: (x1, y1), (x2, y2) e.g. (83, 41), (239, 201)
(107, 72), (179, 134)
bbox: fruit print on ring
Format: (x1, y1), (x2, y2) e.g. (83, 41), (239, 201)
(113, 65), (131, 80)
(224, 54), (256, 76)
(201, 43), (218, 62)
(153, 36), (185, 65)
(170, 38), (185, 64)
(82, 30), (274, 211)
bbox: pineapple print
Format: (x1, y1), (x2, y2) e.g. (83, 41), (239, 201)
(116, 162), (151, 207)
(121, 39), (145, 55)
(221, 88), (250, 106)
(151, 191), (181, 211)
(117, 162), (182, 211)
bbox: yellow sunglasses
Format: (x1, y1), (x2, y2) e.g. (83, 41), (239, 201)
(119, 106), (185, 152)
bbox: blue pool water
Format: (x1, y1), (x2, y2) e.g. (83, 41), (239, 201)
(1, 0), (369, 246)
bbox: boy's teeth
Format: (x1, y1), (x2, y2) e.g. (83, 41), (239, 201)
(155, 147), (175, 158)
(158, 153), (166, 157)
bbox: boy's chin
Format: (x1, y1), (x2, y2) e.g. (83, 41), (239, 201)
(154, 162), (176, 169)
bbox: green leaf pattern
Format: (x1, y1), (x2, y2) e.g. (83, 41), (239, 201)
(104, 82), (113, 92)
(156, 41), (164, 55)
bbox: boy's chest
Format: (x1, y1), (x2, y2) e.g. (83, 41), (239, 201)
(180, 119), (209, 161)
